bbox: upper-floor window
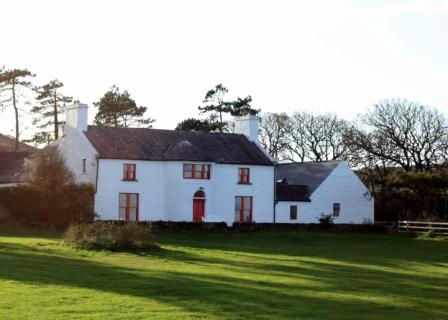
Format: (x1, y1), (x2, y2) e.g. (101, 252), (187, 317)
(290, 205), (298, 220)
(333, 203), (340, 217)
(183, 164), (211, 179)
(82, 159), (86, 174)
(123, 163), (136, 181)
(238, 168), (250, 184)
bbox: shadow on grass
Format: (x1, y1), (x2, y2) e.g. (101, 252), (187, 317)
(0, 234), (447, 319)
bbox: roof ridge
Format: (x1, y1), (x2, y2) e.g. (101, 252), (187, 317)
(87, 125), (246, 137)
(278, 160), (343, 165)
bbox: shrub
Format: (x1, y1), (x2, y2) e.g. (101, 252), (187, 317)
(0, 147), (94, 229)
(64, 222), (155, 251)
(0, 184), (94, 229)
(318, 213), (334, 227)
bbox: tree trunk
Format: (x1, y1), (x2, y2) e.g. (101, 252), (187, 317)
(12, 82), (19, 152)
(54, 91), (59, 139)
(218, 108), (223, 132)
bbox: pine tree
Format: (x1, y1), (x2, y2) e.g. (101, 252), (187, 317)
(198, 84), (230, 132)
(228, 95), (260, 116)
(94, 86), (155, 127)
(30, 79), (72, 144)
(0, 68), (35, 151)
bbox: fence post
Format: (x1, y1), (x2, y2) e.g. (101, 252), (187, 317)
(406, 221), (409, 233)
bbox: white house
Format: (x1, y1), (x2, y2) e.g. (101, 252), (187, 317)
(57, 103), (275, 225)
(56, 102), (373, 225)
(275, 161), (374, 224)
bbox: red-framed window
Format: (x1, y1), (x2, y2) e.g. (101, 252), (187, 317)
(290, 205), (298, 220)
(119, 193), (139, 222)
(235, 196), (253, 223)
(183, 164), (211, 179)
(238, 168), (250, 184)
(82, 159), (86, 173)
(333, 203), (340, 217)
(123, 163), (136, 181)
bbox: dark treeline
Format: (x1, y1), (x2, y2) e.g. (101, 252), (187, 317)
(260, 98), (448, 222)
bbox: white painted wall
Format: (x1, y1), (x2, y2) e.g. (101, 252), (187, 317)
(95, 160), (275, 225)
(275, 162), (374, 224)
(57, 125), (97, 185)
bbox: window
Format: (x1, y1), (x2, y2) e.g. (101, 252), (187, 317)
(290, 205), (297, 220)
(183, 164), (211, 179)
(238, 168), (250, 184)
(235, 196), (253, 223)
(333, 203), (340, 217)
(123, 164), (136, 181)
(82, 159), (86, 173)
(119, 193), (139, 222)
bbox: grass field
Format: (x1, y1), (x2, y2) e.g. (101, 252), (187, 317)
(0, 230), (447, 320)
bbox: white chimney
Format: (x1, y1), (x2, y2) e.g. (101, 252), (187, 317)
(234, 115), (259, 142)
(65, 102), (88, 132)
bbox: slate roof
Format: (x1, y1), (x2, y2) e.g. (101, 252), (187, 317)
(0, 151), (30, 184)
(84, 126), (273, 166)
(275, 161), (342, 201)
(0, 133), (37, 152)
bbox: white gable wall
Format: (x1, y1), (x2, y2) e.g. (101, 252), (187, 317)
(275, 162), (374, 224)
(57, 125), (98, 185)
(95, 160), (275, 225)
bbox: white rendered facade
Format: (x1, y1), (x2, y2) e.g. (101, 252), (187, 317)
(275, 162), (374, 224)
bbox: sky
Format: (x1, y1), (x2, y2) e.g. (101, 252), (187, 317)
(1, 0), (448, 140)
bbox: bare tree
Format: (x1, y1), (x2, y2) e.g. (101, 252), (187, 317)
(344, 99), (448, 171)
(286, 112), (347, 162)
(259, 112), (290, 159)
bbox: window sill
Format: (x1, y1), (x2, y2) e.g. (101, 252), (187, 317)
(237, 182), (252, 185)
(122, 179), (138, 182)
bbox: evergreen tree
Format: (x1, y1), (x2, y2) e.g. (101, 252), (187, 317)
(30, 79), (72, 144)
(175, 116), (222, 132)
(228, 95), (260, 116)
(0, 68), (35, 151)
(198, 84), (230, 132)
(94, 86), (155, 127)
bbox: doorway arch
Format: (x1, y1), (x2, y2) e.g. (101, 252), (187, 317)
(193, 190), (206, 222)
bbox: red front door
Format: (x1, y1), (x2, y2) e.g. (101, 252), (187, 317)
(193, 198), (205, 222)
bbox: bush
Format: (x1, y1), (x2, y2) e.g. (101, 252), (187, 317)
(64, 222), (155, 251)
(0, 184), (94, 229)
(318, 213), (334, 228)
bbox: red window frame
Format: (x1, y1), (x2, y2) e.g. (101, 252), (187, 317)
(333, 203), (340, 217)
(238, 168), (250, 184)
(119, 193), (139, 222)
(123, 163), (136, 181)
(290, 205), (298, 220)
(183, 164), (211, 179)
(235, 196), (253, 223)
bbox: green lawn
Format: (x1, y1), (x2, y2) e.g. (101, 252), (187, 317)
(0, 230), (447, 320)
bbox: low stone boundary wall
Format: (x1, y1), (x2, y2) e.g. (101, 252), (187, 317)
(99, 220), (391, 233)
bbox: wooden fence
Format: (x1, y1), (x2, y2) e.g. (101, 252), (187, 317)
(398, 221), (448, 235)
